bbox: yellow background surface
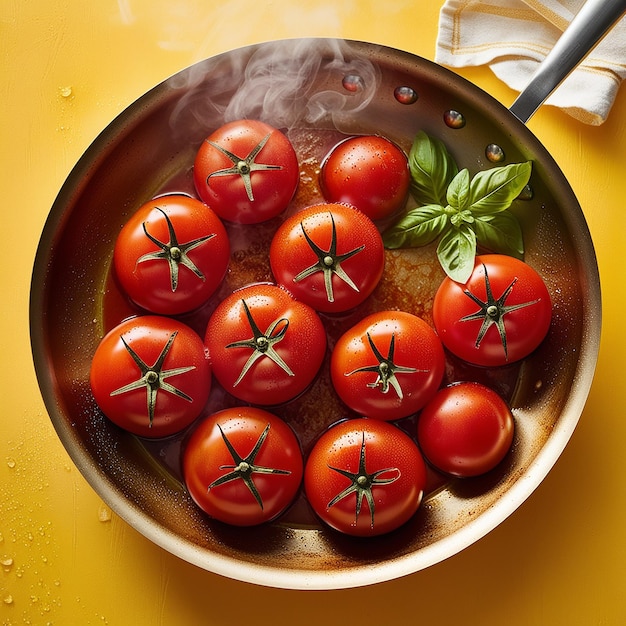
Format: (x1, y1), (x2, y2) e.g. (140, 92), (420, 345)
(2, 1), (626, 624)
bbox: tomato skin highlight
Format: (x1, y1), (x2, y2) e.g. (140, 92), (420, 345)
(193, 119), (299, 224)
(417, 382), (514, 478)
(433, 254), (552, 367)
(269, 203), (385, 313)
(183, 407), (303, 526)
(204, 283), (327, 406)
(89, 316), (211, 438)
(304, 418), (427, 537)
(113, 194), (230, 316)
(330, 311), (445, 420)
(320, 135), (410, 221)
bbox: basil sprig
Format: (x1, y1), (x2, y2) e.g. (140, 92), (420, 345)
(383, 131), (532, 283)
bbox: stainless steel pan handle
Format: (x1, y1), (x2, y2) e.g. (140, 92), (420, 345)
(510, 0), (626, 122)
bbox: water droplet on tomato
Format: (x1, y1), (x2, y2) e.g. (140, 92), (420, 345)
(394, 86), (418, 104)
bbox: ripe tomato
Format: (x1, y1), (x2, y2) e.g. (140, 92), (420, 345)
(90, 316), (211, 438)
(319, 135), (410, 221)
(113, 194), (230, 315)
(193, 119), (299, 224)
(183, 407), (303, 526)
(304, 418), (427, 537)
(433, 254), (552, 367)
(269, 203), (385, 313)
(330, 311), (445, 420)
(417, 382), (514, 478)
(205, 283), (326, 405)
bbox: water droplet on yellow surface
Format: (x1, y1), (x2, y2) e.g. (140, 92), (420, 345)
(98, 505), (112, 522)
(59, 86), (73, 98)
(1, 555), (13, 570)
(6, 457), (16, 468)
(3, 594), (13, 605)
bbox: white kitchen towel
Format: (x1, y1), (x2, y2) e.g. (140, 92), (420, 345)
(435, 0), (626, 124)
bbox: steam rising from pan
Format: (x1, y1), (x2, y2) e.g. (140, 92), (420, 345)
(169, 39), (381, 135)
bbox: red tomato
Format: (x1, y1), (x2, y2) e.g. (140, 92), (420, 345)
(193, 119), (299, 224)
(433, 254), (552, 367)
(90, 316), (211, 438)
(113, 194), (230, 315)
(319, 135), (410, 221)
(183, 407), (303, 526)
(330, 311), (445, 420)
(304, 418), (427, 537)
(269, 203), (385, 313)
(417, 382), (514, 478)
(205, 283), (326, 405)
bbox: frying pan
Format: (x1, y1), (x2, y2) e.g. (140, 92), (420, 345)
(30, 1), (624, 589)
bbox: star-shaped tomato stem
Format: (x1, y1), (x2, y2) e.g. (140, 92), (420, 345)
(344, 332), (420, 400)
(460, 263), (541, 359)
(137, 207), (215, 292)
(225, 299), (294, 387)
(293, 212), (364, 303)
(205, 133), (282, 202)
(110, 331), (195, 427)
(207, 423), (291, 510)
(327, 433), (401, 528)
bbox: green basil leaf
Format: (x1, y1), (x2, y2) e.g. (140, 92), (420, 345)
(446, 168), (471, 210)
(436, 223), (477, 283)
(473, 210), (524, 257)
(468, 161), (532, 215)
(383, 205), (449, 249)
(409, 130), (459, 206)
